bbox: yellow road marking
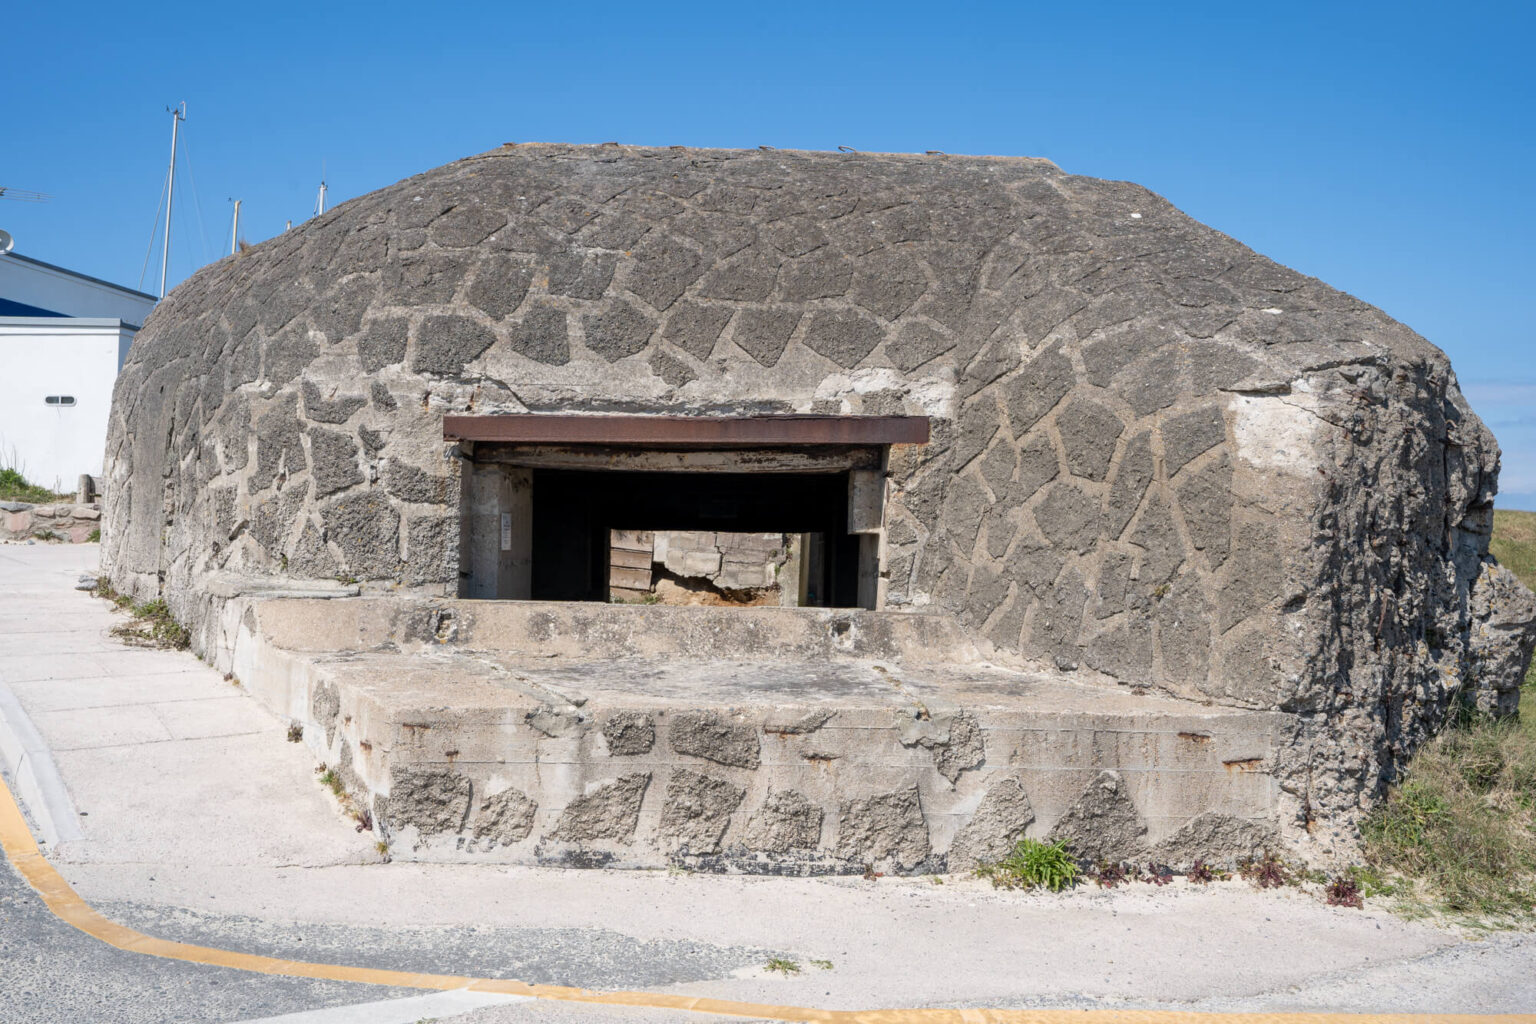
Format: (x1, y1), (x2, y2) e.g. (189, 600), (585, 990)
(0, 776), (1529, 1024)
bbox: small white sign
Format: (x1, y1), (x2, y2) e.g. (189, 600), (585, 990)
(500, 512), (512, 552)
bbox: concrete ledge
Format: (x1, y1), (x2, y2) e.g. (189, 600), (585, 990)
(0, 682), (84, 846)
(226, 596), (1289, 874)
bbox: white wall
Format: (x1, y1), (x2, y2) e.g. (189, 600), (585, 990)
(0, 255), (158, 326)
(0, 319), (131, 491)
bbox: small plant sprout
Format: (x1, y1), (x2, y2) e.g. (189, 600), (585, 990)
(1091, 860), (1129, 888)
(976, 838), (1081, 892)
(1326, 874), (1364, 909)
(765, 957), (801, 975)
(286, 722), (304, 743)
(1238, 852), (1292, 889)
(809, 959), (833, 970)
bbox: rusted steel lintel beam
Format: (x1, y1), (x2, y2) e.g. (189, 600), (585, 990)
(442, 414), (930, 447)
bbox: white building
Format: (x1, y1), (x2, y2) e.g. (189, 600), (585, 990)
(0, 253), (156, 492)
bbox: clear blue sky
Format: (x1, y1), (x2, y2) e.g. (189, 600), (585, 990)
(5, 1), (1532, 507)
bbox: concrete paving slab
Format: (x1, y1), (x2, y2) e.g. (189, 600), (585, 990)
(32, 704), (175, 749)
(150, 695), (274, 741)
(3, 647), (215, 683)
(8, 670), (220, 712)
(48, 732), (373, 867)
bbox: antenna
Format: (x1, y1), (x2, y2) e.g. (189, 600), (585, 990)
(159, 102), (187, 299)
(228, 198), (242, 255)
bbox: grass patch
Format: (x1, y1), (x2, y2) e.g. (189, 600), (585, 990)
(976, 837), (1081, 892)
(0, 467), (69, 504)
(91, 578), (191, 650)
(1361, 711), (1536, 922)
(109, 598), (191, 650)
(1490, 509), (1536, 589)
(765, 957), (801, 975)
(93, 579), (186, 646)
(1357, 509), (1536, 925)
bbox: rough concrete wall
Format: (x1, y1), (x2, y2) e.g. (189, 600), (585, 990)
(100, 145), (1536, 835)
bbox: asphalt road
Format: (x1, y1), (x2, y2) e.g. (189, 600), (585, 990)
(0, 843), (780, 1024)
(0, 846), (418, 1024)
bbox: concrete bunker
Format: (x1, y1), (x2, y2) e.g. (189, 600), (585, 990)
(453, 412), (928, 609)
(100, 144), (1536, 870)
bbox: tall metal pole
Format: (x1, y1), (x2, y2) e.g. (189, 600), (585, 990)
(159, 103), (186, 299)
(316, 178), (327, 216)
(229, 199), (241, 255)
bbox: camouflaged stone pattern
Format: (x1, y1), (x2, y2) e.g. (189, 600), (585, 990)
(100, 144), (1534, 842)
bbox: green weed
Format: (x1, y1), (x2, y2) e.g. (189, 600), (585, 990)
(765, 957), (800, 975)
(976, 837), (1081, 892)
(0, 465), (68, 504)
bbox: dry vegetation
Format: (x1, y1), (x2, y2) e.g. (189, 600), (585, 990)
(91, 577), (191, 650)
(1360, 508), (1536, 924)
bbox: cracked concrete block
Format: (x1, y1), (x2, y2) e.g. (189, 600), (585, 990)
(763, 709), (834, 735)
(357, 317), (409, 372)
(670, 710), (760, 769)
(411, 314), (496, 376)
(549, 773), (651, 843)
(948, 778), (1035, 871)
(387, 765), (472, 836)
(835, 785), (930, 871)
(901, 711), (985, 784)
(583, 302), (656, 363)
(662, 302), (733, 360)
(660, 768), (745, 855)
(525, 707), (585, 738)
(309, 428), (364, 497)
(1047, 770), (1149, 863)
(743, 790), (823, 853)
(472, 787), (538, 846)
(1163, 403), (1226, 477)
(310, 681), (341, 747)
(602, 711), (656, 755)
(1056, 396), (1124, 481)
(1152, 811), (1277, 869)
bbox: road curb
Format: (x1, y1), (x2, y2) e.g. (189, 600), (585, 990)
(0, 682), (84, 846)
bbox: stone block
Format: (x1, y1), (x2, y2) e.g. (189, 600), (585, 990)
(835, 785), (930, 871)
(743, 790), (823, 853)
(549, 773), (650, 843)
(670, 710), (760, 768)
(660, 769), (745, 854)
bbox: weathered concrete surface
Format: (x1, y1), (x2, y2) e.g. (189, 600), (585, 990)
(99, 144), (1536, 859)
(222, 595), (1289, 872)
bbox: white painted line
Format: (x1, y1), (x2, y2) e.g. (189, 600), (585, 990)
(0, 681), (85, 845)
(227, 989), (531, 1024)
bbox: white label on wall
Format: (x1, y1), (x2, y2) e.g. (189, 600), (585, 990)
(500, 512), (512, 552)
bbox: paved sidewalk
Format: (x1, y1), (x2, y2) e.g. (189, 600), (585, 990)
(2, 543), (1535, 1021)
(0, 543), (369, 871)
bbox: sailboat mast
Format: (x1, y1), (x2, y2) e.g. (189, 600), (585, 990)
(159, 103), (186, 299)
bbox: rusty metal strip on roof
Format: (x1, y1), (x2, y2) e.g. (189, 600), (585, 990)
(442, 414), (930, 447)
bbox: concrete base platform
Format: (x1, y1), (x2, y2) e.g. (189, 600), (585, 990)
(219, 597), (1291, 873)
